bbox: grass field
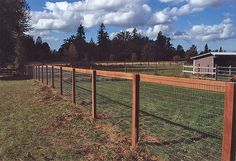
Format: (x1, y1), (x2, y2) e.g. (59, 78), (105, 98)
(93, 64), (186, 77)
(51, 69), (225, 161)
(0, 79), (158, 160)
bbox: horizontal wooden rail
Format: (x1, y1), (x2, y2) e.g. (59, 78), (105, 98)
(140, 74), (226, 93)
(34, 65), (226, 93)
(96, 70), (133, 80)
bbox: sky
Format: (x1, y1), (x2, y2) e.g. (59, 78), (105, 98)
(26, 0), (236, 52)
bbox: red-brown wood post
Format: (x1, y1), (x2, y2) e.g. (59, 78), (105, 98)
(41, 65), (44, 83)
(132, 74), (140, 148)
(35, 66), (37, 80)
(72, 68), (76, 104)
(38, 66), (40, 81)
(51, 66), (54, 88)
(92, 70), (97, 119)
(46, 65), (48, 85)
(222, 82), (236, 161)
(60, 66), (63, 95)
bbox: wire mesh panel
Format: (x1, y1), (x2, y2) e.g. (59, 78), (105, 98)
(96, 75), (133, 135)
(75, 72), (92, 110)
(53, 67), (61, 90)
(62, 69), (72, 98)
(139, 80), (225, 161)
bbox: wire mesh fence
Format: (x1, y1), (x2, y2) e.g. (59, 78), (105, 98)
(30, 65), (236, 161)
(53, 67), (60, 90)
(75, 71), (92, 110)
(62, 69), (72, 98)
(139, 80), (224, 161)
(96, 75), (133, 134)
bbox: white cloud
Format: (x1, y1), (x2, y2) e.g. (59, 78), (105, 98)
(31, 0), (152, 31)
(187, 0), (222, 7)
(173, 18), (236, 41)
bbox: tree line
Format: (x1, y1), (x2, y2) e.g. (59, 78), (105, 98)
(58, 23), (226, 63)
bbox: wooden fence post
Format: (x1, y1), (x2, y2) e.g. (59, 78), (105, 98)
(46, 65), (48, 85)
(51, 66), (54, 88)
(38, 66), (40, 81)
(72, 68), (76, 104)
(132, 74), (140, 148)
(92, 70), (97, 119)
(41, 65), (44, 83)
(215, 65), (218, 81)
(222, 83), (236, 161)
(35, 66), (37, 80)
(60, 66), (63, 95)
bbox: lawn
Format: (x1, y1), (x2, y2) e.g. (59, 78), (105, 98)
(54, 71), (225, 161)
(0, 79), (157, 161)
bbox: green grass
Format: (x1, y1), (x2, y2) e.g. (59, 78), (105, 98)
(94, 64), (186, 77)
(59, 76), (224, 161)
(0, 79), (157, 161)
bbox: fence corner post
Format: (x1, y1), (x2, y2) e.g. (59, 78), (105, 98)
(222, 82), (236, 161)
(132, 74), (140, 149)
(72, 68), (76, 104)
(92, 70), (97, 119)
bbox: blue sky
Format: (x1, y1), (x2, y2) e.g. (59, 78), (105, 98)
(27, 0), (236, 52)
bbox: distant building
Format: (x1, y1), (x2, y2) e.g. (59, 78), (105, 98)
(191, 52), (236, 73)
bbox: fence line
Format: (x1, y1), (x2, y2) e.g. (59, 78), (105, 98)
(26, 65), (236, 161)
(183, 65), (236, 81)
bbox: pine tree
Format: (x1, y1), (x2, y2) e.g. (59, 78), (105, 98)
(75, 24), (86, 60)
(204, 44), (209, 53)
(97, 23), (109, 60)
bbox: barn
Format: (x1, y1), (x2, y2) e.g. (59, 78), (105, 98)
(191, 52), (236, 73)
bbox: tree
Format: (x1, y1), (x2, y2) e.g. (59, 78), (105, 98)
(185, 45), (198, 62)
(141, 42), (158, 61)
(97, 23), (109, 60)
(75, 24), (86, 60)
(68, 43), (77, 61)
(219, 47), (223, 52)
(204, 43), (209, 53)
(0, 0), (30, 69)
(36, 36), (43, 46)
(176, 45), (185, 58)
(155, 31), (173, 60)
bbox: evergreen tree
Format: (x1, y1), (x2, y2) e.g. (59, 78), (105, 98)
(204, 43), (209, 53)
(0, 0), (30, 68)
(97, 23), (109, 60)
(219, 47), (223, 52)
(75, 24), (86, 60)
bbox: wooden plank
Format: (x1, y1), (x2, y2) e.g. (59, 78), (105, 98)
(132, 74), (140, 148)
(140, 74), (225, 93)
(72, 68), (76, 104)
(92, 70), (97, 119)
(222, 83), (236, 161)
(60, 66), (63, 95)
(96, 70), (133, 80)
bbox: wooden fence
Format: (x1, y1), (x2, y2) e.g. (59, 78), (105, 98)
(26, 65), (236, 161)
(183, 65), (236, 80)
